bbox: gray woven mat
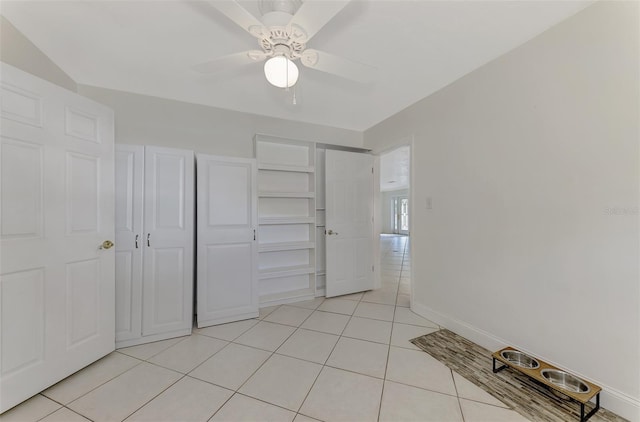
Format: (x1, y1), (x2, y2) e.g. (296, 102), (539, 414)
(410, 329), (626, 422)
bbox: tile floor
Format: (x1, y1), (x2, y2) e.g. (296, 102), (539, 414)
(1, 235), (530, 422)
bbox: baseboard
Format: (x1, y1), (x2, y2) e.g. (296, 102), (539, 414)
(197, 311), (259, 328)
(410, 302), (640, 422)
(259, 293), (316, 307)
(115, 327), (192, 349)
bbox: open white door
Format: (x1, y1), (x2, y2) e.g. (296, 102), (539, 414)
(196, 154), (258, 327)
(325, 150), (374, 297)
(1, 63), (115, 412)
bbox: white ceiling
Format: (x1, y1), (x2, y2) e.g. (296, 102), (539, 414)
(1, 0), (591, 131)
(380, 145), (409, 192)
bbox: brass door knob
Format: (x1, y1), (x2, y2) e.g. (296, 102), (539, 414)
(100, 240), (114, 250)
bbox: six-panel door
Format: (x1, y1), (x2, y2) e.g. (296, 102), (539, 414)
(0, 63), (115, 412)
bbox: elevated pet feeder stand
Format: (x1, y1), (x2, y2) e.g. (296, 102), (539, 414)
(492, 347), (601, 422)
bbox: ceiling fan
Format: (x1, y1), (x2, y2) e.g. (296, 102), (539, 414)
(193, 0), (376, 88)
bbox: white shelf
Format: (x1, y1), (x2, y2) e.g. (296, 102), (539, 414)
(259, 265), (315, 280)
(258, 163), (315, 173)
(255, 135), (316, 306)
(259, 191), (315, 198)
(260, 217), (315, 225)
(258, 241), (315, 252)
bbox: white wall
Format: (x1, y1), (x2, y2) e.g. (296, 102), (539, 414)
(0, 16), (77, 92)
(77, 85), (363, 157)
(381, 189), (409, 234)
(365, 2), (639, 419)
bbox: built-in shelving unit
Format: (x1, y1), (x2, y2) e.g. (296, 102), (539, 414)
(255, 135), (317, 305)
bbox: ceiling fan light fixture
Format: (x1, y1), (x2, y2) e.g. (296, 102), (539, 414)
(264, 56), (299, 88)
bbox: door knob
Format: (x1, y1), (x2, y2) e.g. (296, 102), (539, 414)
(327, 230), (339, 235)
(99, 240), (114, 250)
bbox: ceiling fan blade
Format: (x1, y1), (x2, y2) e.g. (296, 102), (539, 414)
(300, 49), (376, 83)
(206, 0), (265, 37)
(193, 50), (267, 74)
(288, 1), (350, 43)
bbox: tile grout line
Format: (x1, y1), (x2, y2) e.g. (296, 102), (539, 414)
(48, 359), (148, 421)
(209, 301), (324, 419)
(294, 291), (367, 418)
(115, 306), (279, 421)
(451, 368), (467, 422)
(185, 310), (303, 422)
(377, 235), (408, 421)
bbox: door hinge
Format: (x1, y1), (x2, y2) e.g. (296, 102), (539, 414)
(372, 167), (374, 174)
(372, 265), (374, 272)
(254, 229), (256, 241)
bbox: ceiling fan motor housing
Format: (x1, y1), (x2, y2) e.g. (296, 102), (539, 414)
(253, 12), (307, 61)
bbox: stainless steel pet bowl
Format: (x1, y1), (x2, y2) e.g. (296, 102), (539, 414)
(500, 350), (540, 369)
(540, 369), (590, 394)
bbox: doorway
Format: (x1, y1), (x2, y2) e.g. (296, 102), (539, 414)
(377, 144), (411, 304)
(379, 145), (410, 235)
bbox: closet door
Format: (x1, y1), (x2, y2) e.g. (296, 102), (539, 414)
(142, 147), (194, 335)
(196, 154), (257, 327)
(114, 145), (144, 342)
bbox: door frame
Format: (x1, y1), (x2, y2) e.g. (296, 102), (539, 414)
(372, 136), (414, 300)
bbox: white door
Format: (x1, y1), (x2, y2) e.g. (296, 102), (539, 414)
(0, 63), (115, 412)
(114, 145), (144, 342)
(142, 147), (194, 336)
(325, 150), (374, 297)
(196, 154), (258, 327)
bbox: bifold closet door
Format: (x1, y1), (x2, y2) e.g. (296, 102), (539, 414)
(114, 145), (144, 342)
(196, 154), (258, 327)
(142, 147), (194, 336)
(1, 63), (115, 412)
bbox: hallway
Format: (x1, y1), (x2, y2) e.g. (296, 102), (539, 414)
(377, 234), (411, 308)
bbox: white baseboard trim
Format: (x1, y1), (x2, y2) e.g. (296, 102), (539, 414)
(410, 302), (640, 422)
(259, 293), (316, 308)
(115, 327), (192, 349)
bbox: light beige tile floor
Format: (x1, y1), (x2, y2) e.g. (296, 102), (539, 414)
(2, 235), (529, 422)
